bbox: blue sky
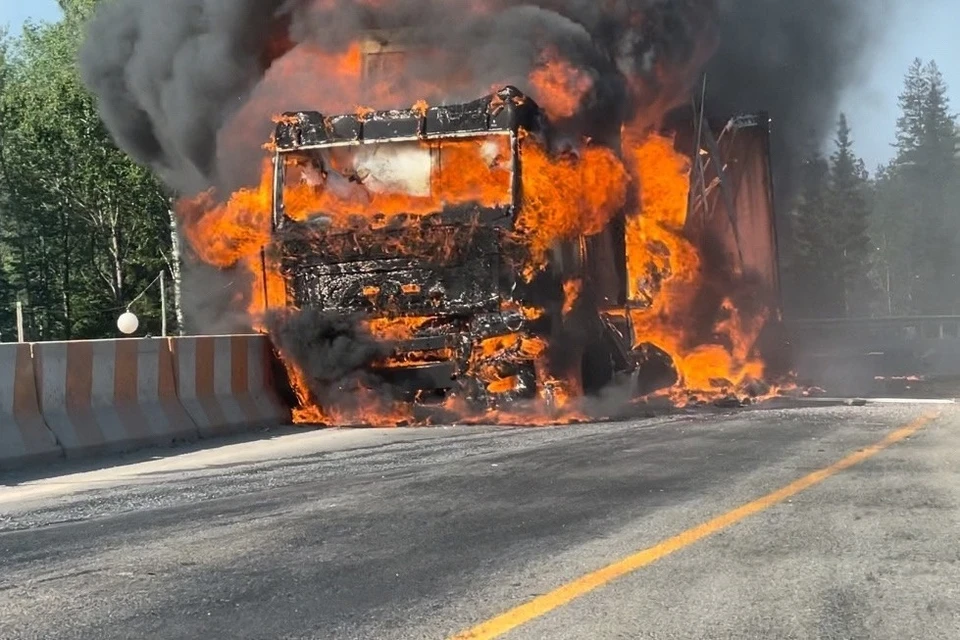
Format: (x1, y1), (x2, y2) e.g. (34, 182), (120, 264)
(1, 0), (61, 33)
(842, 0), (960, 169)
(2, 0), (959, 169)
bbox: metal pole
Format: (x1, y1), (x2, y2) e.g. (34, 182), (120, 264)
(260, 246), (269, 314)
(15, 301), (24, 342)
(159, 270), (167, 337)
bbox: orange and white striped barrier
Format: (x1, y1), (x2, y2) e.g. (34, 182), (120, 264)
(0, 343), (62, 468)
(34, 339), (198, 457)
(170, 335), (290, 438)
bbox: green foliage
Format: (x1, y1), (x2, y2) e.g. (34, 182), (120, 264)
(871, 59), (960, 315)
(789, 154), (835, 315)
(789, 114), (874, 318)
(828, 114), (873, 315)
(0, 7), (174, 340)
(791, 58), (960, 318)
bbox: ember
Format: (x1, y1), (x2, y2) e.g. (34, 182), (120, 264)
(165, 5), (787, 425)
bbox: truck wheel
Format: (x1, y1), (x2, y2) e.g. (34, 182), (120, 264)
(631, 342), (678, 397)
(581, 340), (615, 395)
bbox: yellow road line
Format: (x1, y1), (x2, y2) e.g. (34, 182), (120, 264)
(450, 412), (938, 640)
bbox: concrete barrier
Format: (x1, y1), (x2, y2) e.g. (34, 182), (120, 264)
(170, 335), (290, 438)
(34, 339), (198, 457)
(0, 343), (62, 469)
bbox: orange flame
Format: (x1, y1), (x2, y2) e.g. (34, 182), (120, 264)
(624, 132), (766, 399)
(528, 46), (595, 120)
(283, 137), (512, 226)
(516, 139), (629, 275)
(178, 34), (778, 425)
(562, 279), (582, 315)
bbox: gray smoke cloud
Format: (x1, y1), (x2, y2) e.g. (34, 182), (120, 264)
(267, 308), (390, 384)
(701, 0), (890, 201)
(79, 0), (716, 196)
(79, 0), (296, 195)
(79, 0), (889, 202)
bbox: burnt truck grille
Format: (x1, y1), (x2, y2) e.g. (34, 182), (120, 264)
(288, 256), (501, 315)
(277, 224), (506, 316)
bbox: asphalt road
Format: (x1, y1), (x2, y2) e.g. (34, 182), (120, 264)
(1, 401), (959, 639)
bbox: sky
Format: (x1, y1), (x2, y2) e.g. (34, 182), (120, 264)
(1, 0), (61, 35)
(2, 0), (959, 171)
(839, 0), (960, 169)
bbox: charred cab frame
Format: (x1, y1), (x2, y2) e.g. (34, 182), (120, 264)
(262, 87), (780, 407)
(263, 86), (628, 406)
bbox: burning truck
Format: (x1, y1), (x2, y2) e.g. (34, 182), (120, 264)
(269, 86), (632, 413)
(74, 0), (810, 426)
(252, 83), (784, 423)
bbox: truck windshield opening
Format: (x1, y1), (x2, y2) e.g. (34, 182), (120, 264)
(277, 134), (513, 226)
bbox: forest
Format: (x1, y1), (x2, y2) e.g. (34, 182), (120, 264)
(0, 0), (175, 341)
(0, 1), (957, 341)
(786, 59), (960, 319)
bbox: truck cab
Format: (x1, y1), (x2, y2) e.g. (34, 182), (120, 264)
(265, 80), (783, 412)
(267, 86), (634, 408)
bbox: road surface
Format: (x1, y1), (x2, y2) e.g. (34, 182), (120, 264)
(2, 402), (959, 639)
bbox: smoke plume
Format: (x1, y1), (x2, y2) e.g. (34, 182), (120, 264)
(701, 0), (890, 200)
(80, 0), (888, 202)
(79, 0), (296, 195)
(267, 308), (391, 395)
(78, 0), (890, 359)
(80, 0), (720, 195)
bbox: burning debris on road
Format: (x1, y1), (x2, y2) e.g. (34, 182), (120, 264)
(77, 0), (830, 425)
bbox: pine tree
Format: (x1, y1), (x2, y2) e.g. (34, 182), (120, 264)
(869, 164), (903, 315)
(920, 61), (958, 166)
(789, 153), (841, 317)
(788, 115), (874, 319)
(873, 59), (960, 315)
(910, 61), (960, 313)
(828, 114), (872, 316)
(895, 58), (927, 164)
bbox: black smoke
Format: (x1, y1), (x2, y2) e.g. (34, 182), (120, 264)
(701, 0), (890, 202)
(79, 0), (297, 195)
(79, 0), (889, 203)
(266, 307), (391, 401)
(79, 0), (717, 195)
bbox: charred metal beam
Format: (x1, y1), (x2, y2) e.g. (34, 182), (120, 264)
(392, 335), (456, 351)
(273, 86), (542, 151)
(700, 123), (744, 269)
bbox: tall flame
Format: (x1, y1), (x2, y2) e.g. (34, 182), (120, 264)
(177, 32), (778, 425)
(624, 132), (766, 399)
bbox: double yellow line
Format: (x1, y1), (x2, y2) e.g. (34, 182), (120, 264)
(451, 413), (938, 639)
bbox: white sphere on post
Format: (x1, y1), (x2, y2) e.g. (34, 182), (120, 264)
(117, 311), (139, 335)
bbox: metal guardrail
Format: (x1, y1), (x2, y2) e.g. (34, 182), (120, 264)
(786, 316), (960, 341)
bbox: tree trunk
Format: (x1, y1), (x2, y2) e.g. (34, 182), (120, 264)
(60, 208), (72, 339)
(38, 235), (49, 339)
(167, 205), (185, 335)
(885, 265), (893, 316)
(108, 211), (124, 306)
